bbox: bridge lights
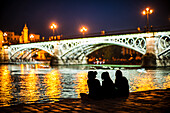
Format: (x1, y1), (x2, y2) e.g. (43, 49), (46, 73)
(80, 26), (87, 36)
(142, 7), (153, 32)
(50, 23), (57, 39)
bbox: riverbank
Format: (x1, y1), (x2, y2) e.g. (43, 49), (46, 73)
(0, 88), (169, 113)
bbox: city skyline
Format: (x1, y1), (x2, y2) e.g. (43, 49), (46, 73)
(0, 0), (169, 38)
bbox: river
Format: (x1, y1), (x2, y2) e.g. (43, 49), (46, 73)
(0, 63), (169, 107)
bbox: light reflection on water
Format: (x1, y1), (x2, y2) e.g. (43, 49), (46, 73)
(74, 71), (88, 98)
(23, 69), (39, 102)
(0, 66), (12, 107)
(0, 64), (169, 107)
(45, 70), (62, 101)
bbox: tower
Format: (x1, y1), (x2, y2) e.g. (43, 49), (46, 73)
(20, 24), (29, 43)
(0, 30), (3, 48)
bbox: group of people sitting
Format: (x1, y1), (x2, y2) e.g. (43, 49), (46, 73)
(81, 70), (129, 100)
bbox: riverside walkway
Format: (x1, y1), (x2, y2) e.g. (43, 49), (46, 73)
(0, 88), (170, 113)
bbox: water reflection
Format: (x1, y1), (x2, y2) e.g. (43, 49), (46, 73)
(0, 66), (13, 107)
(21, 69), (39, 103)
(130, 72), (158, 92)
(0, 64), (169, 107)
(20, 64), (24, 74)
(44, 70), (62, 101)
(163, 75), (170, 89)
(129, 70), (170, 92)
(74, 71), (88, 98)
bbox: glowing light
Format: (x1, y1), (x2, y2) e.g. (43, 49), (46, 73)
(35, 64), (38, 70)
(163, 75), (170, 89)
(3, 32), (7, 36)
(74, 71), (88, 98)
(80, 26), (88, 36)
(50, 23), (57, 29)
(50, 23), (57, 38)
(80, 26), (87, 33)
(150, 9), (153, 14)
(44, 70), (62, 101)
(0, 66), (12, 107)
(130, 71), (159, 92)
(30, 34), (34, 39)
(142, 7), (153, 32)
(20, 64), (24, 74)
(146, 7), (149, 11)
(142, 10), (146, 15)
(24, 69), (39, 102)
(137, 27), (141, 31)
(142, 7), (153, 15)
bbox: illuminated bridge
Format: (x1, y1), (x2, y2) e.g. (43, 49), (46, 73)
(8, 31), (170, 66)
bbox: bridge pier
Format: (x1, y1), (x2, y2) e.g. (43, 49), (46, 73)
(141, 37), (157, 67)
(142, 35), (170, 67)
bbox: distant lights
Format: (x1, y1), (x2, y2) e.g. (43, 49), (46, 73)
(30, 34), (34, 38)
(3, 32), (7, 36)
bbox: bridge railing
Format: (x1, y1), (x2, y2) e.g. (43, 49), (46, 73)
(59, 25), (170, 39)
(7, 25), (170, 45)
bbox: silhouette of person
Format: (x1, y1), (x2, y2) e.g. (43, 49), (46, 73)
(115, 70), (129, 97)
(87, 71), (101, 99)
(101, 72), (116, 98)
(80, 71), (102, 100)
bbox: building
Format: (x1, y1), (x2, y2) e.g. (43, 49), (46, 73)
(0, 24), (41, 61)
(3, 31), (20, 45)
(0, 30), (3, 48)
(1, 24), (40, 44)
(29, 34), (40, 42)
(0, 30), (8, 61)
(20, 24), (29, 43)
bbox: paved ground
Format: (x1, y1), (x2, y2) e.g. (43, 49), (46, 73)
(0, 88), (170, 113)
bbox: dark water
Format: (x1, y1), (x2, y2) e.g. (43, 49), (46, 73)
(0, 64), (169, 107)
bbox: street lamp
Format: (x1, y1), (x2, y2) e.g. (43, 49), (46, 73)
(142, 7), (153, 32)
(80, 26), (87, 36)
(50, 23), (57, 39)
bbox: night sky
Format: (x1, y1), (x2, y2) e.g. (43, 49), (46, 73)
(0, 0), (169, 39)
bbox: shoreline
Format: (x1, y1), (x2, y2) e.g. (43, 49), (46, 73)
(1, 88), (170, 112)
(1, 62), (170, 69)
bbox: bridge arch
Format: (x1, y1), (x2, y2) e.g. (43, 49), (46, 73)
(59, 40), (146, 64)
(10, 45), (55, 60)
(84, 43), (145, 57)
(60, 41), (146, 58)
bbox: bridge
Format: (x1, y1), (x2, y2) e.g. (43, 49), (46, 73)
(8, 31), (170, 67)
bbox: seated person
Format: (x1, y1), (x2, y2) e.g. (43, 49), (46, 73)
(81, 71), (101, 100)
(115, 70), (129, 97)
(101, 72), (116, 98)
(87, 71), (101, 99)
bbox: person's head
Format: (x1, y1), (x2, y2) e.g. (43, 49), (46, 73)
(101, 71), (110, 80)
(88, 71), (97, 79)
(115, 70), (123, 79)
